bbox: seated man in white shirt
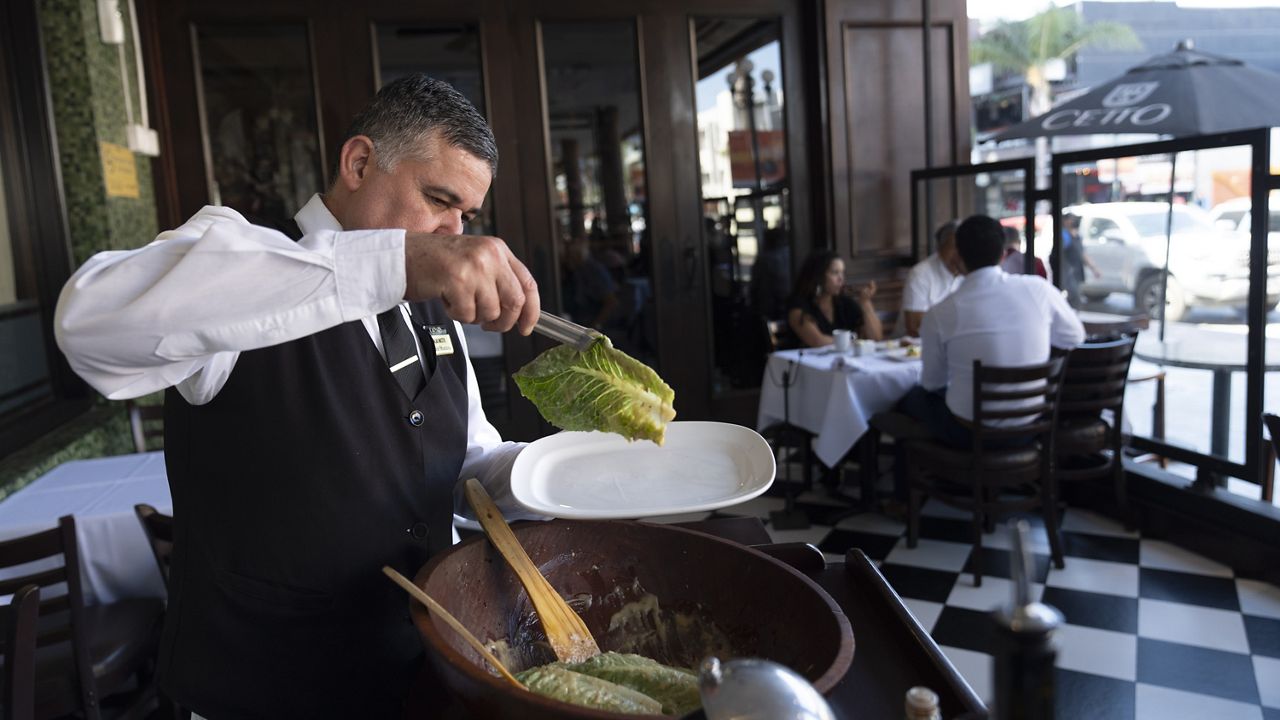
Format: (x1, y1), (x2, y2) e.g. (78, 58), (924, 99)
(897, 220), (963, 336)
(896, 214), (1085, 449)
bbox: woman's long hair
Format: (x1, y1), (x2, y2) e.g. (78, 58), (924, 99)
(787, 250), (840, 308)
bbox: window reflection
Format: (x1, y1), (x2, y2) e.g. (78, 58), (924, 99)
(374, 23), (494, 237)
(373, 22), (507, 420)
(694, 18), (788, 395)
(194, 24), (324, 229)
(542, 21), (654, 365)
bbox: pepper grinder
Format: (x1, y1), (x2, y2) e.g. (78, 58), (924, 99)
(990, 520), (1062, 720)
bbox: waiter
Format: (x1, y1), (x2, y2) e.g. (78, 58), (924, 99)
(55, 75), (538, 719)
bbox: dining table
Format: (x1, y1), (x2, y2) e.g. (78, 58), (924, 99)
(1134, 323), (1280, 485)
(0, 451), (171, 604)
(756, 346), (923, 469)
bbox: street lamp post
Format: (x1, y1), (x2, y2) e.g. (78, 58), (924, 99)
(729, 58), (769, 262)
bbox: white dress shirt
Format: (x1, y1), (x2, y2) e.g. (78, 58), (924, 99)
(54, 194), (534, 534)
(903, 252), (962, 313)
(919, 266), (1085, 424)
(894, 252), (963, 336)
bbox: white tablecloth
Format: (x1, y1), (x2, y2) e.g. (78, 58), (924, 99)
(756, 349), (922, 467)
(0, 452), (171, 605)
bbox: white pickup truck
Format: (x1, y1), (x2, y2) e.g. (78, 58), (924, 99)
(1067, 202), (1280, 321)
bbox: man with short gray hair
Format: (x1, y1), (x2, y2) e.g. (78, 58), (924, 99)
(897, 220), (964, 336)
(56, 74), (537, 718)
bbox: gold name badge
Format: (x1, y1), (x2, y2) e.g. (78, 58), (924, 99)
(427, 325), (455, 356)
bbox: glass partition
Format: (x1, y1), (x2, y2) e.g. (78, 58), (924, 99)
(693, 18), (789, 395)
(913, 166), (1033, 259)
(1051, 129), (1278, 505)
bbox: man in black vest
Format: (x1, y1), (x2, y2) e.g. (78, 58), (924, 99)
(56, 75), (539, 718)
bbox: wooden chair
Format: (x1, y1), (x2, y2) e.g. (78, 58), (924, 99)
(125, 401), (164, 454)
(0, 515), (163, 720)
(4, 584), (41, 720)
(868, 277), (905, 331)
(133, 504), (174, 590)
(1054, 335), (1138, 513)
(1261, 413), (1280, 504)
(902, 357), (1068, 586)
(1080, 315), (1167, 467)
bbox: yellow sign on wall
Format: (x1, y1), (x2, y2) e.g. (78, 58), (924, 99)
(100, 141), (139, 199)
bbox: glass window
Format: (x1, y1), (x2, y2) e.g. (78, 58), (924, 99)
(193, 24), (325, 229)
(1083, 217), (1120, 244)
(1062, 147), (1275, 497)
(1127, 207), (1211, 238)
(0, 144), (53, 422)
(542, 21), (655, 366)
(693, 18), (788, 394)
(373, 23), (494, 238)
(373, 22), (507, 421)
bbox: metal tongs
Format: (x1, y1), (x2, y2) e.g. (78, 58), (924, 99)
(533, 311), (603, 352)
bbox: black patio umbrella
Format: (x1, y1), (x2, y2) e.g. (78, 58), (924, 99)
(993, 40), (1280, 140)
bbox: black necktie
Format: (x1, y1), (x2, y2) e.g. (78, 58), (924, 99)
(377, 305), (427, 399)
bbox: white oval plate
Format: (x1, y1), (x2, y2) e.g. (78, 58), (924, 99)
(510, 421), (776, 519)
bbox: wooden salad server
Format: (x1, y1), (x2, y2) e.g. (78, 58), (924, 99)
(382, 565), (524, 688)
(463, 478), (601, 663)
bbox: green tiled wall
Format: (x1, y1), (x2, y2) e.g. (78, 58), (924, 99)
(0, 0), (164, 495)
(40, 0), (158, 266)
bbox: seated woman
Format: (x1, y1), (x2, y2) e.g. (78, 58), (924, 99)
(787, 250), (883, 348)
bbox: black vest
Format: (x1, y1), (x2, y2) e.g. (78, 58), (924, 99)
(157, 220), (468, 718)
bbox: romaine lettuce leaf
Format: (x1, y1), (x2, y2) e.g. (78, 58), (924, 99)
(513, 337), (676, 445)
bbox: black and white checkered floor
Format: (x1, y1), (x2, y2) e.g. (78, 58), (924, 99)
(644, 487), (1280, 720)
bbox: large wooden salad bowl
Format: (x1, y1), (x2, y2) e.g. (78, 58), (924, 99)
(410, 519), (854, 719)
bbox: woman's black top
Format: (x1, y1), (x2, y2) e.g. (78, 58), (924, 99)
(789, 294), (864, 336)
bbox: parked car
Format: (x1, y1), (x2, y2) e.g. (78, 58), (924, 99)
(1066, 202), (1280, 321)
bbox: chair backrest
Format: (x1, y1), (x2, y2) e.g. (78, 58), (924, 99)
(0, 515), (98, 718)
(134, 504), (174, 589)
(1059, 334), (1137, 417)
(970, 356), (1069, 451)
(1082, 313), (1149, 339)
(3, 584), (40, 720)
(126, 401), (164, 454)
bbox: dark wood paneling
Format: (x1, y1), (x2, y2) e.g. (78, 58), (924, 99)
(824, 0), (970, 271)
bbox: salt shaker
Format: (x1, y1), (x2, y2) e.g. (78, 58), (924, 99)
(904, 685), (941, 720)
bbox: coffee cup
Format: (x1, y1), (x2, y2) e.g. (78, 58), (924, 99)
(833, 329), (853, 353)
